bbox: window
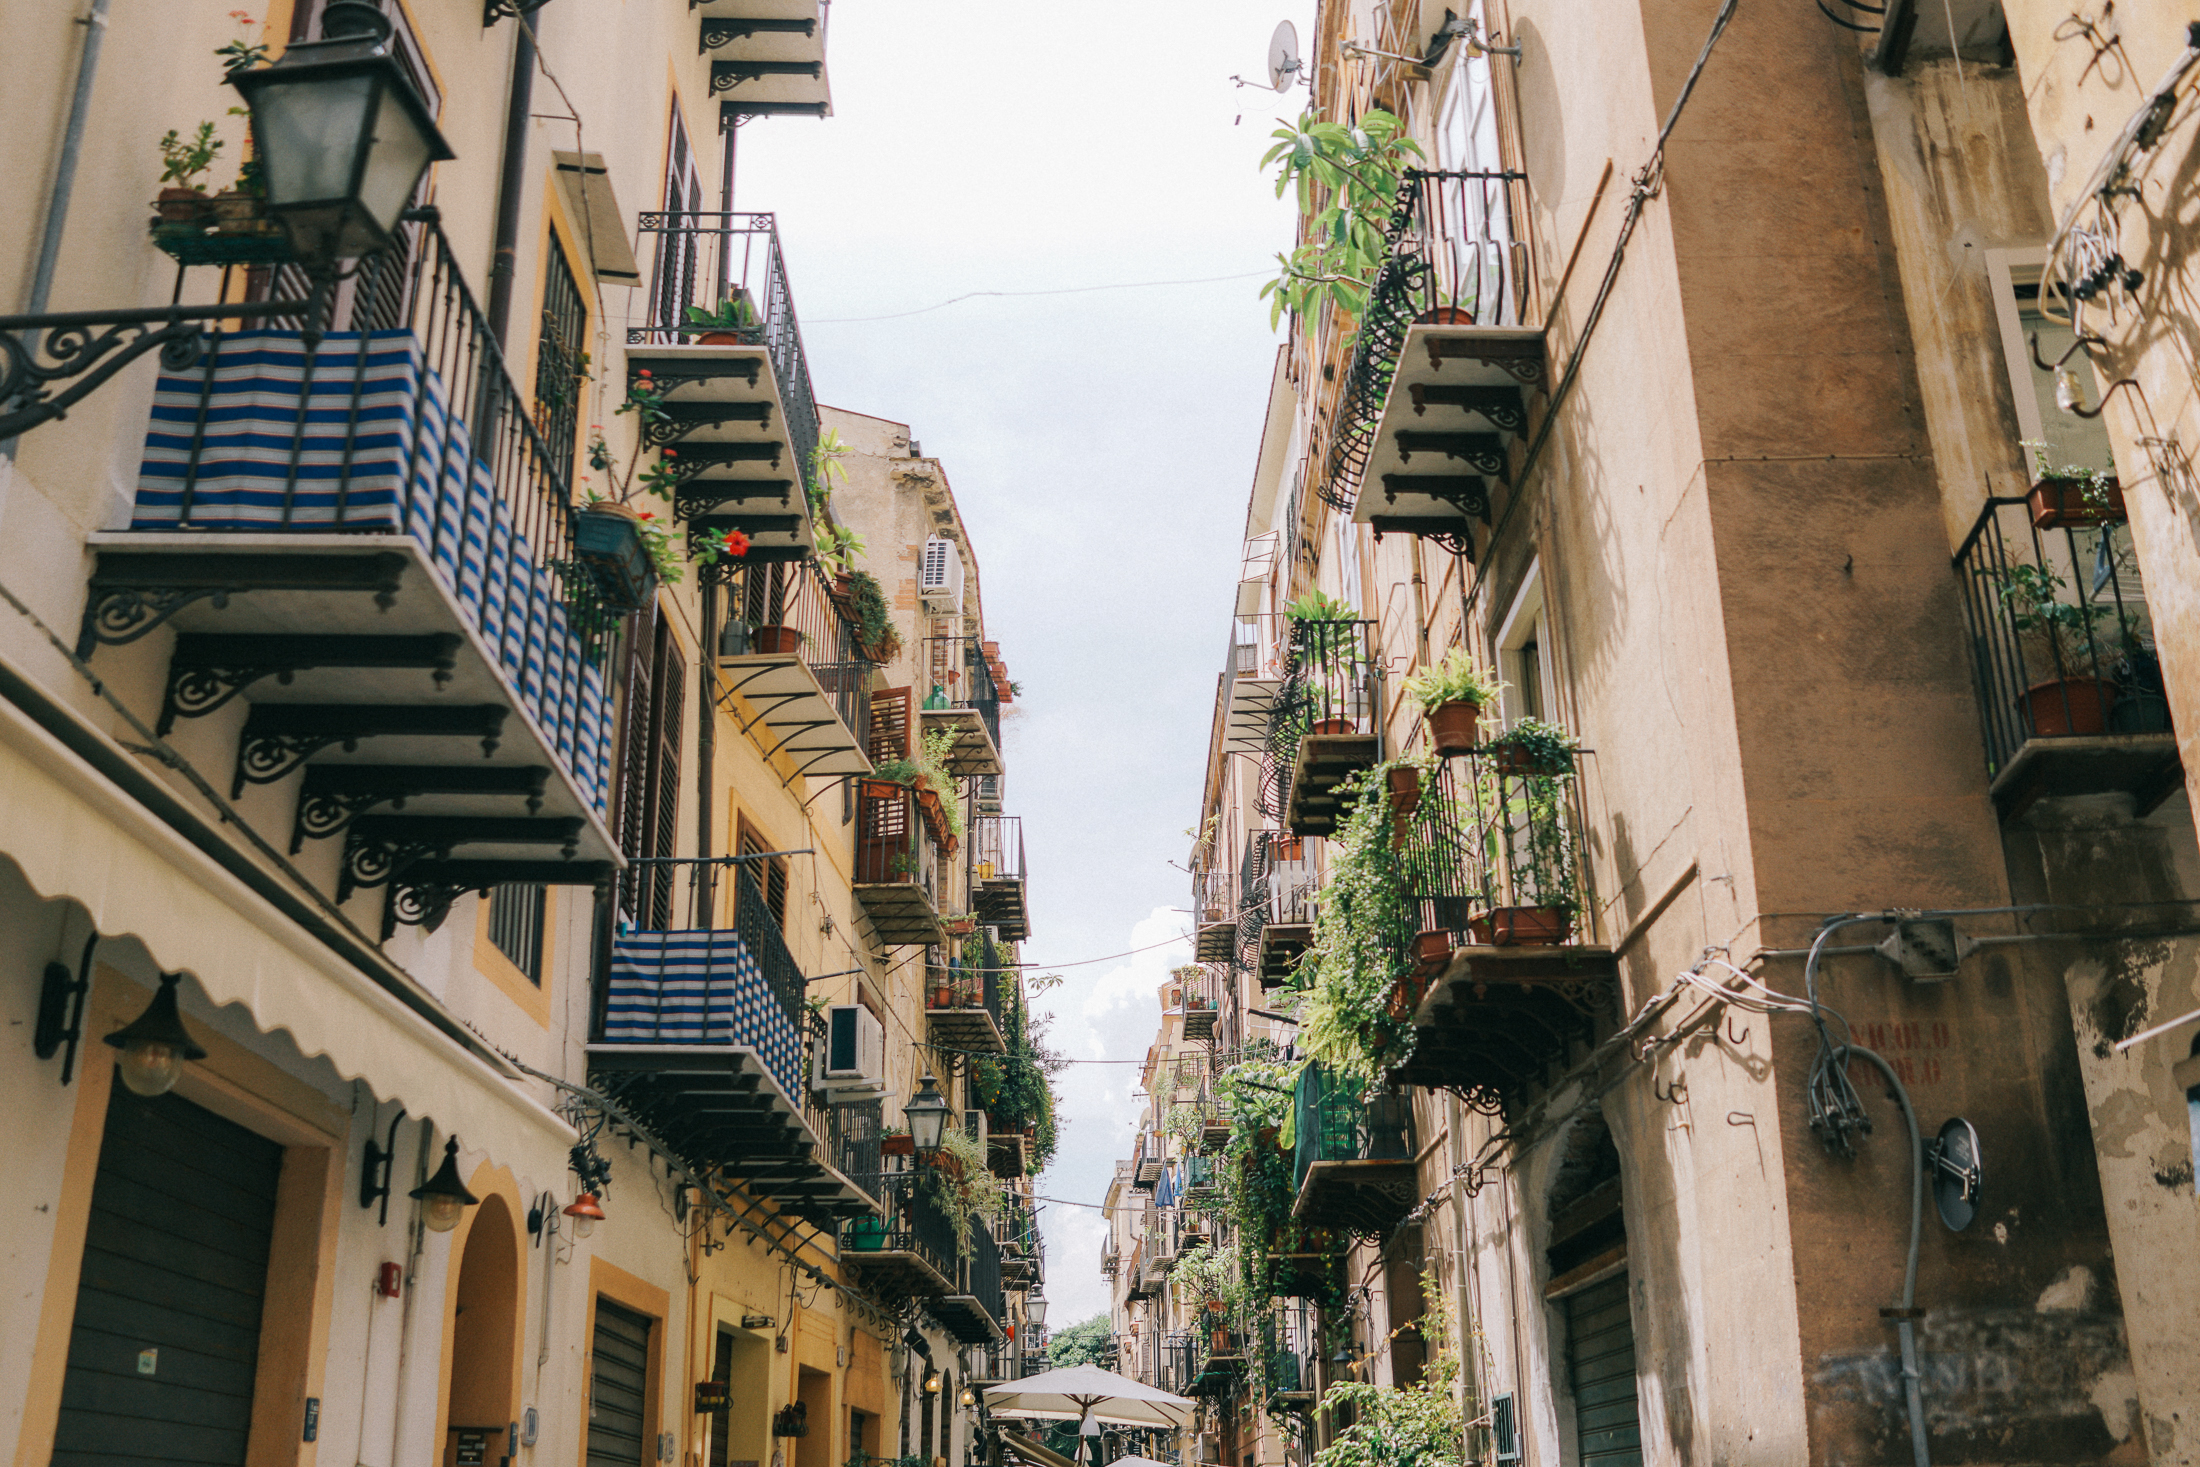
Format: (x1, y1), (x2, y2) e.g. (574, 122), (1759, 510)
(618, 614), (685, 926)
(1986, 248), (2116, 480)
(535, 234), (588, 469)
(650, 106), (704, 336)
(737, 817), (789, 930)
(488, 883), (547, 983)
(1496, 560), (1552, 726)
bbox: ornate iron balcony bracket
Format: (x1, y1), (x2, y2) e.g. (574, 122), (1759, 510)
(0, 300), (309, 443)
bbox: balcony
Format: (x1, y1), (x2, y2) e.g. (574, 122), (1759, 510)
(1329, 170), (1541, 559)
(589, 862), (877, 1227)
(1179, 965), (1219, 1044)
(1264, 620), (1383, 836)
(1183, 1318), (1246, 1400)
(969, 814), (1030, 941)
(628, 212), (820, 563)
(932, 1217), (1006, 1344)
(1259, 1303), (1319, 1409)
(1954, 497), (2179, 820)
(1192, 862), (1237, 961)
(1385, 754), (1618, 1106)
(1290, 1064), (1417, 1234)
(919, 636), (1005, 777)
(1224, 615), (1287, 759)
(1237, 831), (1318, 988)
(853, 783), (947, 945)
(1122, 1239), (1154, 1300)
(997, 1206), (1038, 1287)
(96, 214), (619, 931)
(842, 1168), (956, 1300)
(697, 0), (831, 121)
(925, 957), (1005, 1054)
(1129, 1135), (1163, 1190)
(715, 561), (872, 780)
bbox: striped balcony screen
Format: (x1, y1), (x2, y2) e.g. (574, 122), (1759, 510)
(602, 929), (803, 1102)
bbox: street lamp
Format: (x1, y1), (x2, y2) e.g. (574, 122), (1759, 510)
(227, 1), (454, 273)
(1025, 1294), (1048, 1331)
(102, 973), (207, 1098)
(1, 1), (452, 442)
(905, 1073), (950, 1154)
(563, 1192), (606, 1239)
(409, 1137), (481, 1233)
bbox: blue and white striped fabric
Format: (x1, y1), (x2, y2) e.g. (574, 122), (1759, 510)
(602, 930), (803, 1102)
(1155, 1161), (1181, 1209)
(133, 329), (612, 815)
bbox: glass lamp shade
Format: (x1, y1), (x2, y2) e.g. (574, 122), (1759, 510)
(409, 1137), (480, 1233)
(563, 1192), (606, 1239)
(103, 973), (207, 1098)
(923, 1372), (941, 1395)
(905, 1073), (950, 1152)
(1025, 1295), (1048, 1330)
(228, 6), (452, 270)
(958, 1387), (975, 1408)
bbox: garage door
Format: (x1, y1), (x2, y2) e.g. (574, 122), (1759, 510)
(1564, 1272), (1642, 1467)
(589, 1299), (652, 1467)
(52, 1085), (284, 1467)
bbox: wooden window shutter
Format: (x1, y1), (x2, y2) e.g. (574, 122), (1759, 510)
(646, 628), (685, 928)
(616, 612), (684, 925)
(737, 818), (789, 930)
(869, 686), (911, 764)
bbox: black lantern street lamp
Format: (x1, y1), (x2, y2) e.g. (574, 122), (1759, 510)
(1025, 1294), (1048, 1331)
(0, 1), (452, 443)
(410, 1136), (482, 1233)
(102, 973), (208, 1098)
(904, 1073), (950, 1154)
(227, 1), (453, 273)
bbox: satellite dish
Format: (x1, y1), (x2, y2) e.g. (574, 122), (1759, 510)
(1268, 20), (1302, 91)
(1927, 1117), (1983, 1231)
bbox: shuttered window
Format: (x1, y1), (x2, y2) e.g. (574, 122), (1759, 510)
(489, 883), (547, 982)
(706, 1331), (734, 1467)
(869, 687), (911, 765)
(617, 614), (685, 927)
(588, 1299), (652, 1467)
(1564, 1273), (1642, 1467)
(534, 235), (588, 471)
(737, 818), (789, 929)
(52, 1086), (284, 1467)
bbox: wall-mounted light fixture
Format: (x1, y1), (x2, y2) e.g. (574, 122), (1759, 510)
(409, 1136), (480, 1233)
(103, 972), (206, 1097)
(360, 1108), (408, 1225)
(563, 1193), (606, 1239)
(34, 933), (98, 1084)
(922, 1370), (941, 1395)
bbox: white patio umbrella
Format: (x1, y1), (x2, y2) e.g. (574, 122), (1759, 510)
(984, 1365), (1195, 1466)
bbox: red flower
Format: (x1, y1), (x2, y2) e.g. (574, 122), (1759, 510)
(723, 530), (751, 557)
(637, 511), (655, 521)
(636, 368), (652, 379)
(662, 448), (677, 458)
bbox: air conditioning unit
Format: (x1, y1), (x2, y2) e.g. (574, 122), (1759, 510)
(920, 536), (965, 614)
(975, 774), (1003, 814)
(964, 1110), (988, 1147)
(815, 1005), (885, 1088)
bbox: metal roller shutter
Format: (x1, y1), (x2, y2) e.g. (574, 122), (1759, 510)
(1564, 1273), (1643, 1467)
(52, 1085), (284, 1467)
(589, 1299), (652, 1467)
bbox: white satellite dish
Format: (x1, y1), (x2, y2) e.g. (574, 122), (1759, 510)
(1268, 20), (1302, 91)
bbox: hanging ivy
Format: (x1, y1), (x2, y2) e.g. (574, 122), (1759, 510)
(1297, 759), (1428, 1084)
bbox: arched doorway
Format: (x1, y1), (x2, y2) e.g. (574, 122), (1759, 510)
(1544, 1112), (1641, 1467)
(446, 1194), (520, 1467)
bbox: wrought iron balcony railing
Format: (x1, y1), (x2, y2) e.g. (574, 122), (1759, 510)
(715, 558), (874, 776)
(1390, 752), (1597, 951)
(1237, 829), (1319, 985)
(968, 813), (1029, 941)
(1262, 620), (1384, 835)
(919, 635), (1005, 778)
(1953, 496), (2176, 816)
(631, 210), (819, 495)
(1318, 168), (1528, 514)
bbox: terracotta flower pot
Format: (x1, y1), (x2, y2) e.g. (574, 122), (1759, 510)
(1311, 718), (1357, 735)
(1470, 906), (1573, 947)
(751, 625), (803, 656)
(2027, 476), (2126, 529)
(1386, 766), (1423, 815)
(1415, 306), (1478, 326)
(1428, 700), (1482, 755)
(155, 187), (210, 225)
(1489, 742), (1568, 776)
(881, 1134), (915, 1157)
(696, 330), (743, 346)
(933, 985), (953, 1008)
(1387, 966), (1434, 1021)
(2018, 677), (2115, 737)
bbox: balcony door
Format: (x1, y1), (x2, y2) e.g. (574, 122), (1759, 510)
(650, 108), (705, 338)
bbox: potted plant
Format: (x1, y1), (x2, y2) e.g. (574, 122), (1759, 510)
(1386, 764), (1424, 815)
(881, 1128), (915, 1158)
(2022, 442), (2125, 529)
(1989, 561), (2118, 736)
(1403, 648), (1504, 756)
(153, 122), (223, 227)
(573, 371), (694, 611)
(1283, 589), (1362, 732)
(1485, 717), (1580, 775)
(752, 624), (804, 655)
(685, 291), (761, 345)
(1463, 756), (1581, 947)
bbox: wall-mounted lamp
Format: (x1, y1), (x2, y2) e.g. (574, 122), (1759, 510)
(34, 933), (98, 1084)
(958, 1386), (975, 1408)
(923, 1371), (942, 1395)
(563, 1193), (606, 1239)
(360, 1108), (408, 1225)
(409, 1136), (480, 1233)
(103, 972), (206, 1098)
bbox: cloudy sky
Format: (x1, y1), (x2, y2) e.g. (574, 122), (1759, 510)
(740, 0), (1310, 1326)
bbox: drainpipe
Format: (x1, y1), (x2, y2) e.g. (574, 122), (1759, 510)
(484, 6), (540, 347)
(7, 0), (111, 462)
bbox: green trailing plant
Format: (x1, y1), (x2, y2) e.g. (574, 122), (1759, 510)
(843, 569), (897, 657)
(1259, 110), (1425, 330)
(1284, 588), (1358, 623)
(1312, 1268), (1464, 1467)
(871, 756), (919, 785)
(1468, 757), (1581, 915)
(158, 122), (224, 191)
(921, 1122), (1007, 1256)
(1484, 716), (1580, 771)
(970, 1055), (1006, 1108)
(1297, 762), (1423, 1082)
(1401, 647), (1503, 712)
(685, 294), (760, 333)
(988, 962), (1065, 1171)
(1168, 1239), (1244, 1315)
(918, 727), (964, 836)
